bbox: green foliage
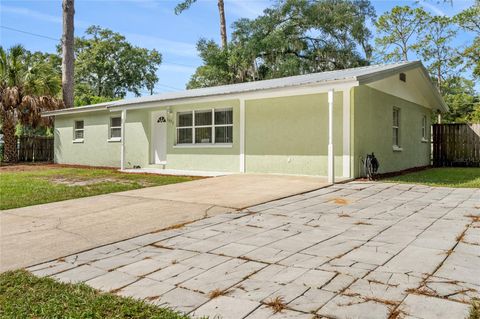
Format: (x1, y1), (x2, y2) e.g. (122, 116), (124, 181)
(0, 270), (192, 319)
(74, 82), (120, 106)
(470, 298), (480, 319)
(417, 15), (460, 90)
(374, 6), (428, 62)
(174, 0), (197, 14)
(441, 77), (480, 123)
(0, 166), (196, 210)
(0, 45), (61, 98)
(74, 26), (162, 99)
(373, 4), (479, 123)
(187, 0), (376, 89)
(455, 3), (480, 78)
(384, 168), (480, 188)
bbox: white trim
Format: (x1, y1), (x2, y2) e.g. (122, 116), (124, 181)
(109, 81), (359, 112)
(328, 89), (335, 184)
(342, 88), (351, 178)
(108, 137), (121, 142)
(393, 146), (403, 152)
(421, 138), (429, 143)
(72, 139), (84, 143)
(120, 109), (126, 170)
(239, 99), (245, 173)
(173, 144), (232, 149)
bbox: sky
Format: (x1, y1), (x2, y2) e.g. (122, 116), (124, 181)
(0, 0), (476, 96)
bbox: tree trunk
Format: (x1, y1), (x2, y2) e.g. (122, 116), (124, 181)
(1, 112), (18, 163)
(217, 0), (227, 49)
(62, 0), (75, 108)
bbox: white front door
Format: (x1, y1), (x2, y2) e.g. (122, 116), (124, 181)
(151, 110), (167, 164)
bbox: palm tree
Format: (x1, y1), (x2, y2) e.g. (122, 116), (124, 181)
(62, 0), (75, 108)
(0, 45), (64, 163)
(175, 0), (228, 49)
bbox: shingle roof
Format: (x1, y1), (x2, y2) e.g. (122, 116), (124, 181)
(43, 61), (446, 115)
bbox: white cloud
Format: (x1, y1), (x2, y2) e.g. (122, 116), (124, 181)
(1, 5), (62, 24)
(420, 2), (447, 16)
(1, 5), (90, 28)
(1, 5), (197, 58)
(225, 0), (269, 19)
(124, 32), (198, 57)
(159, 63), (197, 73)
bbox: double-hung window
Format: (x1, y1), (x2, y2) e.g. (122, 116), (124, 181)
(74, 120), (84, 141)
(176, 108), (233, 145)
(392, 107), (400, 148)
(110, 117), (122, 140)
(422, 115), (427, 141)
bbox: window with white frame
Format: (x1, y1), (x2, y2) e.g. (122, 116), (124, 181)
(422, 115), (427, 140)
(110, 117), (122, 139)
(393, 107), (400, 147)
(74, 120), (84, 140)
(176, 108), (233, 145)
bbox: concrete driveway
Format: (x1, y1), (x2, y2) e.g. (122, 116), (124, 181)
(0, 174), (329, 272)
(28, 182), (480, 319)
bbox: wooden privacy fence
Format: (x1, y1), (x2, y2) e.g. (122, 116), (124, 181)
(433, 123), (480, 167)
(18, 136), (54, 162)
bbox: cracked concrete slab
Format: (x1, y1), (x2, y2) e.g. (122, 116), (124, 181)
(25, 181), (480, 319)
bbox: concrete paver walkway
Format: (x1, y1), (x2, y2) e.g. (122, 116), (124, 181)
(1, 174), (329, 272)
(28, 182), (480, 319)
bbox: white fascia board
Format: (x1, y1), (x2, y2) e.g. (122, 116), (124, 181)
(41, 105), (110, 117)
(358, 62), (448, 113)
(356, 61), (421, 85)
(108, 79), (360, 112)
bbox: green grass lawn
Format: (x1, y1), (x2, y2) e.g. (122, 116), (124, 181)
(383, 167), (480, 188)
(0, 165), (197, 210)
(0, 270), (191, 319)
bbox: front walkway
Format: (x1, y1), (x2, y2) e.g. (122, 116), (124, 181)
(28, 182), (480, 319)
(0, 174), (329, 272)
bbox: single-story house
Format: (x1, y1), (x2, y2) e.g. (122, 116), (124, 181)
(43, 61), (447, 180)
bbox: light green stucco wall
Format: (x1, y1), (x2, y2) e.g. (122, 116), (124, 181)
(54, 109), (150, 168)
(245, 93), (344, 176)
(163, 100), (240, 172)
(352, 85), (432, 177)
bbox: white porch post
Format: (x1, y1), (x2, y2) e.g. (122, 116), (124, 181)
(120, 109), (126, 170)
(342, 88), (351, 178)
(328, 89), (335, 184)
(239, 99), (245, 173)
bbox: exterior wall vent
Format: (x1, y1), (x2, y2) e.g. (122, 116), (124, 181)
(399, 73), (406, 82)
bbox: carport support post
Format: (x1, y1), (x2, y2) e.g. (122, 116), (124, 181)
(328, 89), (334, 184)
(120, 109), (126, 171)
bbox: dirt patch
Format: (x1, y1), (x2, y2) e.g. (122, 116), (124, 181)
(0, 163), (57, 172)
(48, 177), (117, 187)
(46, 176), (154, 187)
(331, 197), (349, 205)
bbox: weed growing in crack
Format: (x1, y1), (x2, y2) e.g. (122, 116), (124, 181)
(208, 288), (225, 299)
(265, 296), (287, 313)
